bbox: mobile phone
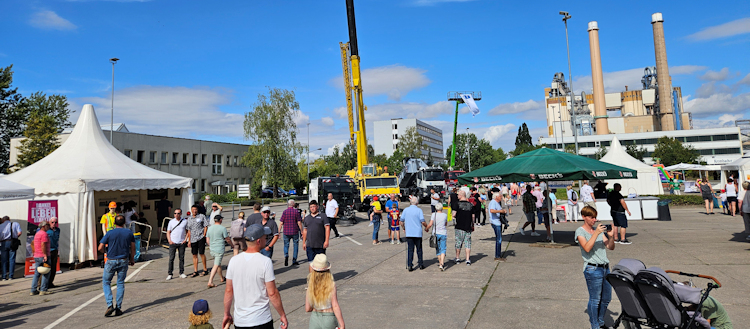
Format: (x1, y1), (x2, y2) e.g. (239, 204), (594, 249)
(605, 224), (612, 231)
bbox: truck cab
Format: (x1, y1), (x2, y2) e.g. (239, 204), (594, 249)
(444, 170), (466, 189)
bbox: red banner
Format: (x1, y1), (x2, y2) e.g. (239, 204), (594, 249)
(28, 200), (58, 225)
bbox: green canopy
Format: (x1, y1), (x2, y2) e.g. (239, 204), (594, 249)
(457, 147), (638, 184)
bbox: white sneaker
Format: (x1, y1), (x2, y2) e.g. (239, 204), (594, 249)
(166, 275), (172, 281)
(530, 232), (541, 237)
(517, 227), (525, 235)
(179, 274), (187, 279)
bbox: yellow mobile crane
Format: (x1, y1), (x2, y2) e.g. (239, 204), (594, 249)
(340, 0), (400, 211)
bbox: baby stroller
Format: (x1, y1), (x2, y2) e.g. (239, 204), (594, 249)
(606, 259), (721, 329)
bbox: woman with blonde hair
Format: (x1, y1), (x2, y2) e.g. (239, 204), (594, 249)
(306, 254), (345, 329)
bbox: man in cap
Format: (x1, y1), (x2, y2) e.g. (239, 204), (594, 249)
(223, 224), (288, 329)
(101, 202), (118, 234)
(98, 215), (135, 317)
(303, 200), (330, 272)
(259, 206), (279, 258)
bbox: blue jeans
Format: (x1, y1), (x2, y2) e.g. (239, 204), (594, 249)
(283, 234), (299, 261)
(306, 247), (325, 262)
(134, 234), (141, 262)
(31, 257), (50, 292)
(260, 247), (274, 258)
(8, 246), (18, 279)
(0, 240), (10, 279)
(103, 258), (129, 309)
(435, 234), (447, 255)
(372, 216), (381, 241)
(583, 265), (612, 329)
(491, 224), (503, 258)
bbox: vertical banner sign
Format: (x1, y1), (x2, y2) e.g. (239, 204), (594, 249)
(25, 200), (59, 277)
(460, 94), (480, 117)
(28, 200), (58, 225)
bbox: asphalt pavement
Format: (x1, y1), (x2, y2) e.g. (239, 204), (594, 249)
(0, 203), (748, 329)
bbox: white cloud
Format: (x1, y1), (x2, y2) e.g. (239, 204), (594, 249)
(293, 110), (310, 126)
(483, 124), (517, 144)
(692, 113), (744, 129)
(683, 92), (750, 116)
(327, 142), (347, 155)
(687, 17), (750, 41)
(738, 73), (750, 86)
(74, 85), (243, 138)
(29, 10), (77, 31)
(412, 0), (476, 6)
(572, 65), (707, 93)
(321, 117), (335, 126)
(331, 65), (431, 101)
(695, 82), (734, 98)
(699, 68), (736, 81)
(488, 99), (544, 116)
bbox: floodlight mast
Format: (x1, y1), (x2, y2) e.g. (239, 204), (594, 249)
(447, 91), (481, 170)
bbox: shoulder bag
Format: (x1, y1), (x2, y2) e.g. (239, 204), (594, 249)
(10, 222), (21, 251)
(429, 213), (437, 249)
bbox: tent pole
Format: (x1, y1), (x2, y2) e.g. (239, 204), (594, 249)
(548, 180), (554, 244)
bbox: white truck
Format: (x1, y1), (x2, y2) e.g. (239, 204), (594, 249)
(398, 158), (447, 203)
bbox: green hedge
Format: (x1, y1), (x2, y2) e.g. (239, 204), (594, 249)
(645, 194), (705, 206)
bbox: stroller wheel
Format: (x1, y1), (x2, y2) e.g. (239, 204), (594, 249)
(622, 319), (641, 329)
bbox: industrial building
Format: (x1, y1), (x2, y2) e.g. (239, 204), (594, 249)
(546, 13), (691, 139)
(373, 118), (445, 163)
(9, 124), (253, 195)
(539, 127), (744, 165)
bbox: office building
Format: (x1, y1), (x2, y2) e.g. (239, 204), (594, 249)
(373, 118), (444, 163)
(9, 124), (252, 195)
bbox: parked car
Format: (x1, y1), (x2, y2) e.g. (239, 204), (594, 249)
(288, 189), (297, 195)
(261, 187), (289, 198)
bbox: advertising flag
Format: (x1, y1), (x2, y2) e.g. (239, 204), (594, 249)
(460, 94), (480, 117)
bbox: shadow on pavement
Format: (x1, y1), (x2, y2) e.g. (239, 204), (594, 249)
(729, 232), (750, 242)
(124, 292), (194, 313)
(277, 270), (358, 291)
(0, 304), (58, 328)
(52, 277), (101, 293)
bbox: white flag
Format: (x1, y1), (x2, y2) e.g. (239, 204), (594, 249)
(460, 94), (480, 117)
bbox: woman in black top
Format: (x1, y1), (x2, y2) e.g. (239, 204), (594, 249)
(700, 179), (714, 215)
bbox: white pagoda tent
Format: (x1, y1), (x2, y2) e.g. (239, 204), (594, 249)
(0, 105), (193, 263)
(0, 177), (35, 201)
(600, 137), (663, 195)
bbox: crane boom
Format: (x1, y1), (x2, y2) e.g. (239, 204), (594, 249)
(339, 42), (356, 147)
(346, 0), (368, 173)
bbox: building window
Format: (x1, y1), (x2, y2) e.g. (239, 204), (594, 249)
(183, 153), (189, 164)
(161, 152), (168, 164)
(172, 152), (179, 164)
(192, 153), (198, 164)
(392, 123), (398, 129)
(124, 150), (132, 158)
(149, 151), (156, 163)
(226, 156), (231, 167)
(191, 180), (196, 190)
(234, 156), (239, 166)
(201, 179), (206, 192)
(137, 150), (145, 163)
(201, 154), (207, 165)
(394, 134), (398, 139)
(212, 154), (223, 175)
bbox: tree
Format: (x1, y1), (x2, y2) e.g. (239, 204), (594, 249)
(594, 144), (608, 160)
(242, 88), (303, 198)
(14, 92), (71, 169)
(625, 144), (647, 162)
(0, 65), (26, 173)
(651, 136), (700, 166)
(15, 113), (60, 169)
(511, 123), (540, 156)
(443, 133), (498, 171)
(385, 149), (405, 174)
(564, 144), (576, 154)
(398, 126), (424, 159)
(493, 147), (507, 163)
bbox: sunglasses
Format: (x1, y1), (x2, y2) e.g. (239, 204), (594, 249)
(174, 212), (182, 215)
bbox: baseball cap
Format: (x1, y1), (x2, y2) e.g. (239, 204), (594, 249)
(108, 202), (117, 208)
(261, 206), (271, 213)
(214, 214), (223, 221)
(245, 224), (271, 241)
(192, 299), (209, 315)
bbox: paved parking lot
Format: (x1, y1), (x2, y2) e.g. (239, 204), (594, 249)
(1, 204), (748, 328)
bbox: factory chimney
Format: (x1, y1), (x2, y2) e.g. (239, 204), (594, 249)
(651, 13), (675, 130)
(587, 21), (608, 135)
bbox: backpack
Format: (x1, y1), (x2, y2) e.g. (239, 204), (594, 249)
(229, 219), (245, 239)
(468, 196), (477, 206)
(571, 190), (578, 202)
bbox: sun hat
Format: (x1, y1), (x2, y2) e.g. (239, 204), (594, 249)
(36, 263), (51, 274)
(108, 202), (117, 208)
(192, 299), (209, 315)
(310, 254), (331, 272)
(244, 224), (271, 241)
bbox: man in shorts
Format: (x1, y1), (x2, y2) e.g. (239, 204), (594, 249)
(206, 214), (229, 288)
(454, 190), (474, 265)
(607, 183), (632, 245)
(517, 185), (540, 236)
(186, 205), (209, 277)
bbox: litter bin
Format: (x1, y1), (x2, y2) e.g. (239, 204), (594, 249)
(657, 200), (672, 221)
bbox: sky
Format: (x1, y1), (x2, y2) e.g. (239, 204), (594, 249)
(3, 0), (750, 161)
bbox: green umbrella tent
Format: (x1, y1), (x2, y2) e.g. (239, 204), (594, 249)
(457, 147), (638, 184)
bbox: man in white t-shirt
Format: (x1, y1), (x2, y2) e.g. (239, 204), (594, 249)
(580, 180), (596, 209)
(324, 193), (340, 239)
(224, 224), (288, 329)
(166, 209), (188, 280)
(209, 202), (223, 222)
(430, 188), (441, 213)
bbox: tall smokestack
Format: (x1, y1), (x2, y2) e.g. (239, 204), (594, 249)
(652, 13), (675, 130)
(588, 21), (608, 135)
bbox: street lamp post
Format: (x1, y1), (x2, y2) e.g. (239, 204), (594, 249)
(307, 123), (311, 182)
(466, 128), (471, 172)
(560, 12), (579, 155)
(109, 58), (119, 144)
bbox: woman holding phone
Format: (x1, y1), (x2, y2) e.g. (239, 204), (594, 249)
(575, 206), (616, 329)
